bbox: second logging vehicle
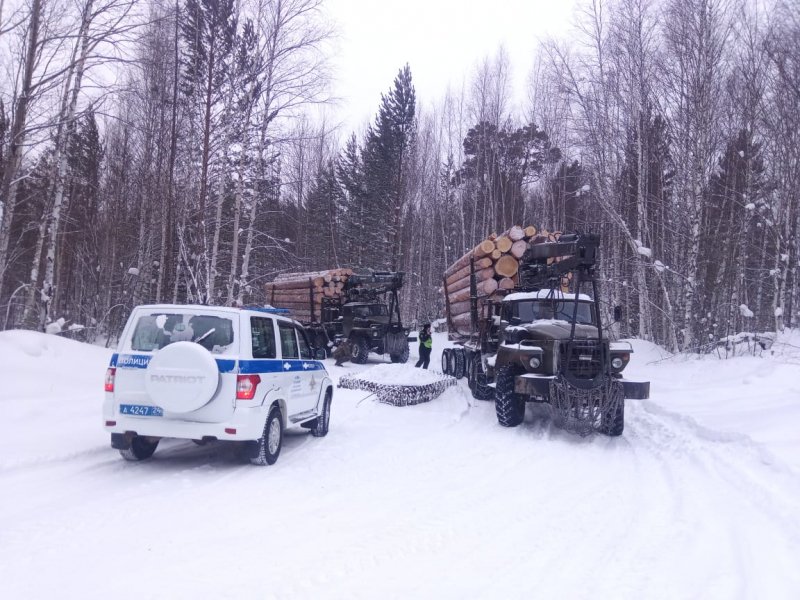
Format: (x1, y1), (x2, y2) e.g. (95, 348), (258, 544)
(442, 233), (649, 436)
(298, 270), (411, 364)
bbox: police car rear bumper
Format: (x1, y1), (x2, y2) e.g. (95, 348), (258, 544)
(104, 405), (269, 442)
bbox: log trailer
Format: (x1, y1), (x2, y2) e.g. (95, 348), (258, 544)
(441, 232), (649, 436)
(269, 269), (410, 364)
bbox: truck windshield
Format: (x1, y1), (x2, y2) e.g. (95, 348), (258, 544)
(512, 300), (595, 325)
(351, 305), (388, 318)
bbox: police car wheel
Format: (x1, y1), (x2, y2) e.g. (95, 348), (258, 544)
(250, 405), (283, 466)
(311, 390), (332, 438)
(119, 436), (159, 461)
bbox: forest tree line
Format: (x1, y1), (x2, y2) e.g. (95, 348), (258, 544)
(0, 0), (798, 352)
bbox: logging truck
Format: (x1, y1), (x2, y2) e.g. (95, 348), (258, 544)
(441, 229), (649, 437)
(266, 269), (410, 364)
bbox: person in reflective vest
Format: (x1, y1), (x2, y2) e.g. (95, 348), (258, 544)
(415, 323), (432, 369)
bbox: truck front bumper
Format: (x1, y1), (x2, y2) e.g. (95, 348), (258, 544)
(515, 374), (650, 400)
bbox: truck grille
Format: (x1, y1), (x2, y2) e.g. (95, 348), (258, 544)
(562, 341), (604, 379)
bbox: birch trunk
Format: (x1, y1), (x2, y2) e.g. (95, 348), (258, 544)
(0, 0), (42, 285)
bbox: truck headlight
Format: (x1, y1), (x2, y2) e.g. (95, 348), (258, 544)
(611, 357), (624, 369)
(528, 356), (541, 369)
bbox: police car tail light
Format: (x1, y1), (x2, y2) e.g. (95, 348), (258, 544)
(236, 374), (261, 400)
(104, 368), (116, 393)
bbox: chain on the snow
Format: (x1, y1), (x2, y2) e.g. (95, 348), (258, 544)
(338, 373), (457, 407)
(546, 376), (624, 437)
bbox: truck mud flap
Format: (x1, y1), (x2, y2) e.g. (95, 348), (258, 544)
(622, 379), (649, 400)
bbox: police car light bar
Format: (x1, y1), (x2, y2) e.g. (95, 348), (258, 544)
(243, 306), (291, 314)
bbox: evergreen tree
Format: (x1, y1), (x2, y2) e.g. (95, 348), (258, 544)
(337, 134), (366, 266)
(458, 121), (560, 233)
(305, 160), (343, 269)
(361, 64), (416, 269)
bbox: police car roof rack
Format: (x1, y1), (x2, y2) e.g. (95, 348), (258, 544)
(242, 306), (291, 315)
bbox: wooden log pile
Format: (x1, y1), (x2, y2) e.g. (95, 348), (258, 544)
(442, 225), (564, 335)
(265, 268), (354, 322)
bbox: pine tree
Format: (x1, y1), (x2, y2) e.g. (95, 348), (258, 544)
(361, 64), (416, 270)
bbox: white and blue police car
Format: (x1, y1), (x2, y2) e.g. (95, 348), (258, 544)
(103, 304), (332, 465)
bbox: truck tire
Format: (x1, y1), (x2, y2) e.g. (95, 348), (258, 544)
(350, 336), (370, 364)
(390, 344), (410, 363)
(470, 355), (494, 401)
(495, 366), (525, 427)
(119, 436), (159, 461)
(441, 349), (452, 375)
(452, 349), (466, 379)
(601, 397), (625, 437)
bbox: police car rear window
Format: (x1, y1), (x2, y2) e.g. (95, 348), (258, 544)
(130, 313), (235, 354)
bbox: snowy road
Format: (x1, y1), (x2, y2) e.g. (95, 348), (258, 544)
(1, 331), (799, 599)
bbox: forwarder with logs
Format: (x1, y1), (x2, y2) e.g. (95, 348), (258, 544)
(441, 226), (649, 436)
(266, 269), (410, 364)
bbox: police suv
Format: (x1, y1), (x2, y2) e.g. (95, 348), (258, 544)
(103, 305), (333, 466)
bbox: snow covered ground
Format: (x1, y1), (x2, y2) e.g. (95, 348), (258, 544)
(1, 330), (799, 599)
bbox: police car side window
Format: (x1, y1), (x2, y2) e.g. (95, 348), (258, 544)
(278, 321), (299, 359)
(296, 327), (312, 359)
(251, 317), (276, 359)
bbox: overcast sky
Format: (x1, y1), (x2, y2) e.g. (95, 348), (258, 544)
(323, 0), (577, 134)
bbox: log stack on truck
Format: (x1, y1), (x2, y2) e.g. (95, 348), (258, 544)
(266, 268), (410, 364)
(265, 268), (354, 324)
(441, 228), (649, 437)
(442, 225), (570, 334)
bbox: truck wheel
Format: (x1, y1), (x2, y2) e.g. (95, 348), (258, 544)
(601, 398), (625, 436)
(390, 344), (410, 363)
(119, 436), (159, 461)
(251, 405), (283, 466)
(470, 356), (494, 401)
(311, 389), (332, 437)
(441, 349), (452, 375)
(495, 366), (525, 427)
(350, 336), (370, 364)
(452, 349), (466, 379)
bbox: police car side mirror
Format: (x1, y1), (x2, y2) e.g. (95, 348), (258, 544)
(314, 348), (326, 360)
(613, 306), (622, 322)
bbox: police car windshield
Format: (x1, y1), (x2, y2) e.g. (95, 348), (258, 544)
(130, 313), (235, 353)
(512, 300), (595, 325)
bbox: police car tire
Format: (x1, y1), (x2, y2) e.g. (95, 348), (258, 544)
(350, 336), (370, 364)
(311, 390), (332, 438)
(119, 436), (159, 461)
(390, 344), (410, 364)
(495, 366), (525, 427)
(251, 405), (282, 466)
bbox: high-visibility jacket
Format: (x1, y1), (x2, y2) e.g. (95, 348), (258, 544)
(420, 332), (432, 350)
